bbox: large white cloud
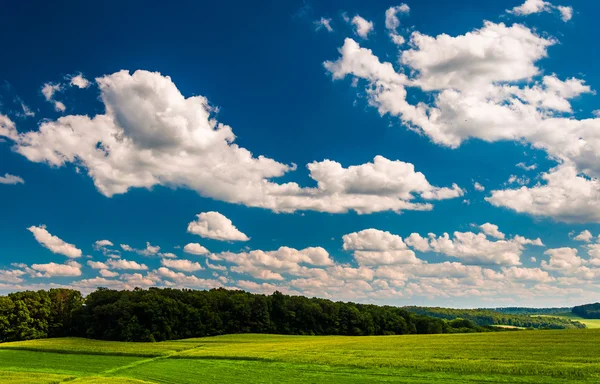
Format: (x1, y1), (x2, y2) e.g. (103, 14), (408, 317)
(187, 211), (249, 241)
(27, 225), (82, 258)
(30, 261), (82, 277)
(183, 243), (209, 255)
(325, 20), (600, 222)
(1, 70), (460, 215)
(161, 258), (203, 272)
(342, 229), (421, 266)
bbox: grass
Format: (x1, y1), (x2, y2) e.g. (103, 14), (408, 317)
(1, 331), (600, 383)
(546, 313), (600, 329)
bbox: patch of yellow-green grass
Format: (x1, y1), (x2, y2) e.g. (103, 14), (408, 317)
(71, 377), (156, 384)
(0, 371), (71, 384)
(177, 331), (600, 379)
(0, 337), (203, 357)
(547, 313), (600, 329)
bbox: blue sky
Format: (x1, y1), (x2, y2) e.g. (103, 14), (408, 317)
(1, 0), (599, 307)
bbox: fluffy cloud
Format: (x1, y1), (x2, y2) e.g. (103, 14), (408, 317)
(426, 231), (543, 266)
(106, 258), (148, 270)
(351, 15), (373, 39)
(574, 230), (593, 242)
(507, 0), (573, 22)
(87, 260), (109, 269)
(0, 269), (26, 283)
(183, 243), (209, 255)
(69, 73), (90, 88)
(94, 240), (114, 249)
(385, 4), (410, 45)
(2, 70), (460, 215)
(473, 182), (485, 192)
(479, 223), (505, 240)
(27, 225), (82, 258)
(155, 267), (222, 288)
(31, 261), (82, 277)
(325, 20), (600, 222)
(488, 166), (600, 223)
(187, 212), (249, 241)
(161, 258), (203, 272)
(342, 229), (421, 266)
(0, 173), (24, 185)
(541, 247), (585, 271)
(502, 266), (553, 283)
(41, 83), (65, 112)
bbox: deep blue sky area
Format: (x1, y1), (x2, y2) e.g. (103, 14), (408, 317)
(1, 0), (599, 307)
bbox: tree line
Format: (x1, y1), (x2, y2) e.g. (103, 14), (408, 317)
(484, 307), (572, 316)
(1, 288), (517, 342)
(572, 303), (600, 319)
(406, 307), (585, 329)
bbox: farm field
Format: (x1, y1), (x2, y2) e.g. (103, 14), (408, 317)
(546, 313), (600, 329)
(1, 331), (600, 383)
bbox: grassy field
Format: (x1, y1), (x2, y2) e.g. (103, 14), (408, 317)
(1, 331), (600, 383)
(546, 313), (600, 329)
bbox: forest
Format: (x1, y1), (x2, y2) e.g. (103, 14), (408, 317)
(1, 288), (515, 343)
(406, 306), (584, 329)
(572, 303), (600, 319)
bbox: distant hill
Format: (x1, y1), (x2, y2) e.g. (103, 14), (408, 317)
(483, 307), (572, 315)
(572, 303), (600, 319)
(405, 306), (584, 329)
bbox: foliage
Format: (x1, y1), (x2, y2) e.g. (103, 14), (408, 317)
(572, 303), (600, 319)
(1, 288), (510, 343)
(406, 306), (584, 329)
(486, 307), (572, 315)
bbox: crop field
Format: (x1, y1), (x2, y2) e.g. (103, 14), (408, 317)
(1, 331), (600, 383)
(547, 313), (600, 329)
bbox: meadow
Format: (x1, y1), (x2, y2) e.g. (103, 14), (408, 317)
(545, 313), (600, 329)
(1, 330), (600, 383)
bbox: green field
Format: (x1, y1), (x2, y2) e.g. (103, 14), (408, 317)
(547, 313), (600, 329)
(2, 331), (600, 383)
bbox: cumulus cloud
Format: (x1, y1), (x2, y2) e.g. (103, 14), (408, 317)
(314, 17), (333, 32)
(502, 266), (553, 283)
(0, 173), (24, 185)
(2, 70), (460, 215)
(385, 4), (409, 45)
(342, 229), (421, 266)
(31, 261), (82, 277)
(187, 211), (249, 241)
(183, 243), (210, 255)
(161, 258), (203, 272)
(574, 230), (593, 242)
(541, 247), (584, 270)
(473, 182), (485, 192)
(106, 258), (148, 270)
(0, 269), (26, 283)
(507, 0), (573, 22)
(27, 225), (82, 258)
(351, 15), (373, 39)
(479, 223), (505, 239)
(69, 73), (90, 88)
(41, 82), (65, 112)
(324, 20), (600, 223)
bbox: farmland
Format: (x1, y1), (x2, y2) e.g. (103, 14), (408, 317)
(2, 330), (600, 383)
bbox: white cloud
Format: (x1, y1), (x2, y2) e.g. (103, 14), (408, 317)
(87, 260), (109, 269)
(99, 269), (119, 278)
(516, 162), (537, 171)
(183, 243), (209, 255)
(385, 4), (409, 45)
(351, 15), (374, 39)
(69, 73), (90, 88)
(488, 166), (600, 223)
(314, 17), (333, 32)
(574, 230), (593, 242)
(404, 233), (431, 252)
(0, 269), (26, 283)
(19, 103), (35, 118)
(557, 6), (573, 21)
(27, 225), (82, 258)
(343, 229), (421, 266)
(541, 247), (584, 270)
(427, 231), (543, 266)
(161, 258), (203, 272)
(473, 182), (485, 192)
(31, 261), (82, 277)
(107, 258), (148, 270)
(479, 223), (505, 239)
(41, 82), (66, 112)
(0, 173), (24, 185)
(187, 211), (249, 241)
(159, 252), (177, 259)
(119, 242), (160, 256)
(93, 240), (113, 250)
(508, 0), (573, 22)
(155, 267), (222, 288)
(3, 70), (461, 215)
(502, 266), (553, 282)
